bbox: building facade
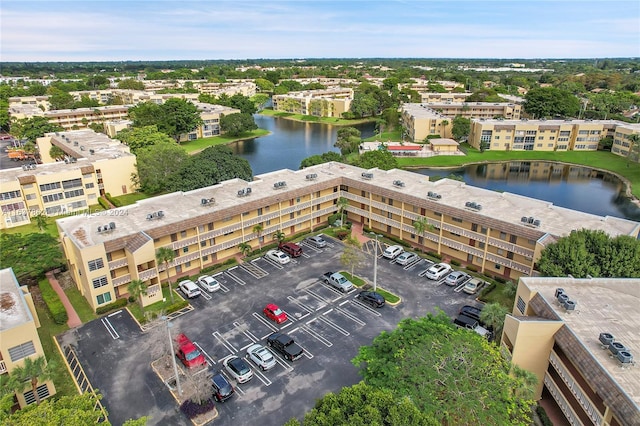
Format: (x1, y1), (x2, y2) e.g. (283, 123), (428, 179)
(272, 88), (354, 118)
(503, 277), (640, 426)
(0, 268), (56, 409)
(56, 163), (639, 312)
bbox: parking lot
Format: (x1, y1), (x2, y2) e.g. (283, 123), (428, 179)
(59, 237), (486, 426)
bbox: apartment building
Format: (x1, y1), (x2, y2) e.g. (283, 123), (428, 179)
(429, 102), (521, 120)
(55, 163), (639, 312)
(503, 276), (640, 426)
(180, 103), (240, 142)
(401, 104), (453, 141)
(418, 92), (473, 103)
(8, 103), (130, 131)
(272, 88), (354, 118)
(612, 123), (640, 160)
(467, 118), (634, 153)
(0, 130), (136, 229)
(0, 268), (56, 409)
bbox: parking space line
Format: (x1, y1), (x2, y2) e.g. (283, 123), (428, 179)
(454, 283), (467, 293)
(225, 267), (247, 285)
(250, 364), (273, 386)
(403, 259), (422, 270)
(270, 350), (294, 371)
(212, 272), (232, 292)
(195, 342), (216, 365)
(197, 287), (212, 300)
(334, 307), (366, 326)
(300, 241), (322, 253)
(252, 312), (279, 332)
(348, 300), (382, 317)
(318, 315), (350, 336)
(220, 370), (246, 395)
(281, 309), (297, 322)
(300, 323), (333, 347)
(287, 295), (317, 313)
(305, 288), (331, 304)
(301, 252), (312, 258)
(212, 331), (238, 354)
(258, 257), (283, 270)
(101, 317), (119, 339)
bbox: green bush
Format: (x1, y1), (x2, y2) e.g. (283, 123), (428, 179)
(479, 282), (496, 299)
(466, 265), (478, 272)
(386, 235), (411, 247)
(39, 279), (68, 325)
(494, 276), (507, 284)
(201, 258), (237, 274)
(536, 405), (553, 426)
(328, 213), (339, 226)
(105, 193), (122, 207)
(166, 300), (189, 314)
(336, 230), (349, 240)
(96, 298), (128, 315)
(450, 259), (461, 267)
(428, 251), (442, 260)
(98, 197), (110, 210)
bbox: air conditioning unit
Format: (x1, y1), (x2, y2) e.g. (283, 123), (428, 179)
(598, 332), (614, 347)
(609, 342), (626, 356)
(361, 172), (373, 180)
(393, 180), (405, 187)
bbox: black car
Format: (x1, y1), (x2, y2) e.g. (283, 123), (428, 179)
(459, 305), (483, 323)
(211, 372), (234, 402)
(356, 290), (385, 308)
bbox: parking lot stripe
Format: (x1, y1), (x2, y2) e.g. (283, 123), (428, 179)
(305, 288), (331, 305)
(258, 257), (283, 270)
(281, 309), (296, 322)
(334, 307), (366, 326)
(212, 331), (238, 354)
(107, 310), (122, 317)
(300, 324), (332, 347)
(195, 342), (216, 365)
(101, 317), (119, 339)
(271, 351), (294, 371)
(280, 322), (292, 330)
(225, 269), (247, 285)
(348, 300), (382, 317)
(286, 295), (317, 314)
(318, 315), (350, 336)
(252, 312), (279, 332)
(322, 308), (333, 314)
(197, 286), (212, 300)
(244, 329), (259, 342)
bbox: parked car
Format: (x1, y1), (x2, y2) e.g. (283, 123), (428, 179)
(355, 290), (385, 308)
(382, 245), (404, 259)
(265, 249), (290, 265)
(459, 305), (483, 322)
(223, 356), (253, 383)
(267, 332), (304, 361)
(453, 314), (492, 339)
(197, 275), (221, 292)
(463, 277), (486, 295)
(395, 251), (419, 266)
(211, 372), (235, 402)
(263, 303), (288, 324)
(175, 333), (206, 369)
(246, 344), (277, 371)
(444, 271), (470, 287)
(178, 280), (201, 298)
(322, 271), (355, 293)
(306, 235), (327, 248)
(279, 242), (303, 257)
(424, 262), (452, 280)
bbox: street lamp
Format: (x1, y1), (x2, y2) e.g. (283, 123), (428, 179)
(369, 232), (382, 292)
(161, 316), (182, 395)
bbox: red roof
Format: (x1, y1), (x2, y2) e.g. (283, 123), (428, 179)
(387, 145), (422, 151)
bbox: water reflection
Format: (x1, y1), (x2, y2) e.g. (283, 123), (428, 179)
(414, 161), (640, 221)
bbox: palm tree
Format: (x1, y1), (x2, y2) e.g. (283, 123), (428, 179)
(11, 356), (56, 405)
(127, 279), (148, 312)
(156, 247), (176, 304)
(238, 242), (252, 260)
(336, 197), (349, 227)
(480, 302), (510, 340)
(273, 230), (285, 245)
(412, 216), (432, 247)
(34, 212), (48, 232)
(441, 119), (450, 138)
(627, 133), (640, 164)
(253, 224), (264, 250)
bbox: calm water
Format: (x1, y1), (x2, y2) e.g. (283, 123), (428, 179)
(232, 115), (640, 221)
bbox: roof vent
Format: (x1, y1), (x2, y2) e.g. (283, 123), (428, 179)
(201, 197), (215, 206)
(521, 216), (540, 227)
(97, 222), (115, 233)
(563, 300), (576, 311)
(393, 180), (405, 188)
(22, 164), (37, 171)
(146, 211), (165, 220)
(80, 146), (86, 151)
(599, 332), (615, 348)
(74, 141), (79, 146)
(361, 172), (374, 180)
(273, 181), (287, 189)
(465, 201), (482, 211)
(557, 293), (569, 305)
(609, 342), (626, 356)
(554, 288), (565, 298)
(305, 173), (318, 180)
(617, 351), (634, 364)
(89, 149), (95, 155)
(427, 191), (442, 200)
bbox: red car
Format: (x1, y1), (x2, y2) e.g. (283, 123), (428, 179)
(279, 242), (303, 258)
(175, 333), (207, 369)
(263, 303), (288, 324)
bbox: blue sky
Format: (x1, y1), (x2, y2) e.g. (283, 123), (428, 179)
(1, 1), (639, 61)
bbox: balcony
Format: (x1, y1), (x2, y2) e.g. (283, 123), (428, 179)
(138, 268), (157, 282)
(108, 257), (128, 270)
(112, 274), (131, 286)
(487, 237), (534, 258)
(171, 235), (199, 250)
(485, 252), (532, 274)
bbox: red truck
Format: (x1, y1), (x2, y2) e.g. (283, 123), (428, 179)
(175, 333), (207, 369)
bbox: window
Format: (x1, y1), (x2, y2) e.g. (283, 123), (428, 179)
(0, 190), (21, 200)
(200, 240), (206, 247)
(88, 258), (104, 271)
(24, 384), (51, 405)
(64, 189), (84, 198)
(296, 197), (301, 203)
(25, 193), (37, 200)
(509, 235), (517, 244)
(479, 242), (485, 249)
(180, 230), (187, 238)
(495, 264), (501, 270)
(451, 217), (462, 223)
(62, 178), (82, 189)
(8, 341), (36, 362)
(42, 193), (63, 203)
(497, 249), (504, 256)
(480, 227), (487, 234)
(85, 183), (95, 189)
(517, 296), (526, 314)
(96, 292), (112, 305)
(39, 182), (61, 192)
(499, 231), (507, 240)
(92, 276), (108, 289)
(471, 224), (478, 232)
(182, 246), (188, 253)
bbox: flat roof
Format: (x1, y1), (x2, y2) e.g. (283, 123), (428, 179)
(0, 157), (95, 185)
(45, 129), (134, 162)
(0, 268), (33, 332)
(56, 163), (640, 249)
(401, 103), (447, 119)
(520, 276), (640, 407)
(473, 118), (640, 130)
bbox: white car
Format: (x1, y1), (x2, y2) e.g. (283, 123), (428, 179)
(246, 344), (276, 371)
(382, 245), (404, 259)
(197, 275), (221, 292)
(424, 263), (452, 281)
(178, 280), (201, 298)
(395, 252), (419, 266)
(265, 249), (290, 265)
(223, 356), (253, 384)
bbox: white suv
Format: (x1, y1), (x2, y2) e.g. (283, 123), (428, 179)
(178, 280), (201, 298)
(424, 263), (452, 281)
(383, 245), (404, 259)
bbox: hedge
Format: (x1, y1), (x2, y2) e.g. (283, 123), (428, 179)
(97, 197), (110, 210)
(450, 259), (461, 267)
(166, 300), (189, 314)
(466, 265), (478, 272)
(39, 279), (68, 325)
(96, 298), (128, 315)
(105, 193), (122, 207)
(536, 405), (553, 426)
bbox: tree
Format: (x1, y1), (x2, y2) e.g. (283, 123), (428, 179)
(47, 88), (75, 110)
(273, 231), (285, 245)
(451, 116), (471, 141)
(298, 382), (438, 426)
(334, 127), (361, 156)
(340, 237), (365, 279)
(627, 133), (640, 163)
(238, 242), (252, 259)
(167, 145), (252, 192)
(480, 302), (509, 339)
(34, 212), (48, 232)
(158, 98), (203, 142)
(219, 113), (258, 137)
(2, 392), (111, 425)
(127, 102), (163, 128)
(11, 356), (56, 405)
(127, 279), (148, 312)
(134, 141), (188, 194)
(523, 87), (581, 119)
(253, 224), (264, 250)
(254, 78), (275, 93)
(537, 228), (640, 278)
(49, 145), (66, 161)
(440, 119), (450, 138)
(336, 197), (349, 226)
(156, 247), (176, 304)
(116, 125), (175, 155)
(117, 79), (145, 90)
(0, 233), (65, 281)
(354, 150), (398, 171)
(299, 152), (342, 169)
(353, 311), (534, 425)
(10, 117), (63, 143)
(412, 216), (434, 246)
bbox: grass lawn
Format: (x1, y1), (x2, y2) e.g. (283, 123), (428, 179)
(111, 192), (150, 206)
(181, 129), (271, 154)
(397, 146), (640, 199)
(478, 282), (515, 309)
(258, 108), (375, 126)
(128, 286), (181, 322)
(64, 286), (97, 323)
(363, 130), (403, 142)
(341, 271), (401, 303)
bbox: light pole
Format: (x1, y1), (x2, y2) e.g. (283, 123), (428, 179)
(369, 232), (382, 292)
(162, 316), (182, 395)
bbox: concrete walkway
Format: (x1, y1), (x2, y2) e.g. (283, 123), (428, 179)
(350, 222), (372, 245)
(46, 271), (82, 328)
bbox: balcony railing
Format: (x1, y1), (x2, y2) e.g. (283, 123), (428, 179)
(484, 252), (531, 274)
(138, 268), (157, 282)
(544, 373), (583, 426)
(108, 257), (128, 270)
(112, 274), (131, 286)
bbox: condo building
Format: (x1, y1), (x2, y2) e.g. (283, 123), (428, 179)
(55, 163), (639, 312)
(272, 88), (354, 118)
(0, 268), (56, 409)
(503, 276), (640, 426)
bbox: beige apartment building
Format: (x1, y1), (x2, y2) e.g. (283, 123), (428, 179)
(0, 130), (136, 229)
(503, 276), (640, 426)
(55, 163), (639, 312)
(467, 119), (640, 156)
(272, 88), (354, 118)
(418, 92), (473, 103)
(0, 268), (56, 409)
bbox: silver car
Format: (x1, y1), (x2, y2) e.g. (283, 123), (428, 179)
(197, 275), (221, 292)
(444, 271), (470, 286)
(395, 252), (419, 266)
(247, 344), (276, 371)
(223, 356), (253, 384)
(306, 235), (327, 248)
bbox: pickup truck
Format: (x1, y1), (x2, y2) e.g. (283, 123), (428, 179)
(266, 332), (304, 361)
(322, 272), (354, 293)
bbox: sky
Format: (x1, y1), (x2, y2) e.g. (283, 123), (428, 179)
(1, 0), (639, 62)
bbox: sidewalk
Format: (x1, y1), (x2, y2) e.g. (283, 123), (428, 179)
(46, 271), (82, 328)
